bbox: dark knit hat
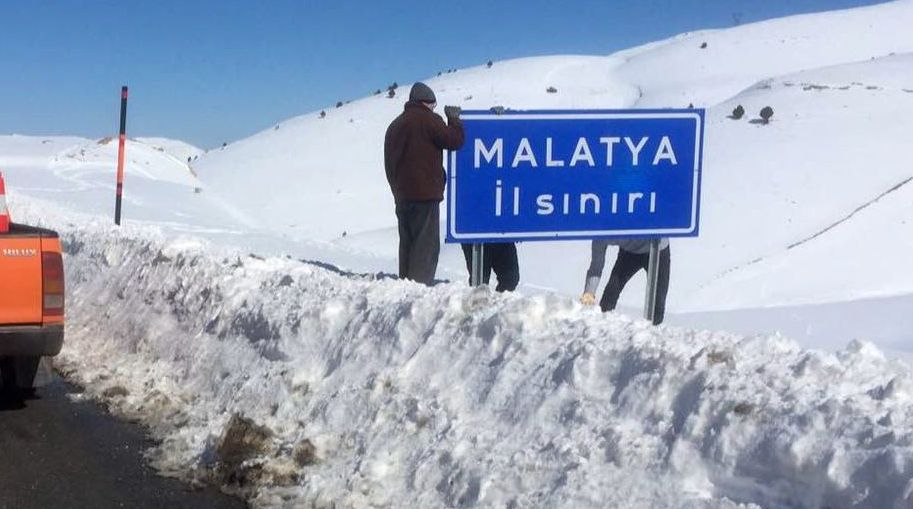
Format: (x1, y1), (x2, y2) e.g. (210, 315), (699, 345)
(409, 82), (436, 104)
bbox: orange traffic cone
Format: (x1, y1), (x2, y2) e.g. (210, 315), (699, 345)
(0, 171), (9, 233)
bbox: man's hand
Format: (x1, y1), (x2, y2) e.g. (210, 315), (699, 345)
(580, 292), (596, 306)
(444, 105), (461, 119)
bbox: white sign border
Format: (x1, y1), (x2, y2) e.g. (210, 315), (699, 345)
(447, 111), (704, 241)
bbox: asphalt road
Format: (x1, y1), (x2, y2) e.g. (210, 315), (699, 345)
(0, 376), (246, 509)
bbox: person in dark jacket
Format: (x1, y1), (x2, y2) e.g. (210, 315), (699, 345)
(460, 242), (519, 292)
(384, 82), (465, 285)
(581, 239), (671, 324)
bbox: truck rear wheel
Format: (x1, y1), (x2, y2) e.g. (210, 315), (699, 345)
(0, 356), (42, 394)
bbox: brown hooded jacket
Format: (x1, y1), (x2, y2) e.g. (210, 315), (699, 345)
(384, 100), (465, 202)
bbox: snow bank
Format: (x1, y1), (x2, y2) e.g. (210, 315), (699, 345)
(44, 212), (913, 508)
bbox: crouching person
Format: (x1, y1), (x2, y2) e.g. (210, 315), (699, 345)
(581, 239), (670, 325)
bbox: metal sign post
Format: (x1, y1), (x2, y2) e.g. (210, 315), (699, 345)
(470, 243), (485, 286)
(446, 109), (704, 320)
(643, 239), (661, 323)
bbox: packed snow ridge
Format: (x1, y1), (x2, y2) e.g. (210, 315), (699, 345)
(26, 203), (910, 508)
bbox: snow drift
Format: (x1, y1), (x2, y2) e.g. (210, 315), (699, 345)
(32, 203), (911, 508)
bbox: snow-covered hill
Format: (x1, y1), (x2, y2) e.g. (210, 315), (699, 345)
(0, 134), (244, 231)
(136, 137), (205, 166)
(194, 0), (913, 319)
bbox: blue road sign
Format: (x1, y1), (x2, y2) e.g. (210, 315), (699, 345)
(445, 109), (705, 243)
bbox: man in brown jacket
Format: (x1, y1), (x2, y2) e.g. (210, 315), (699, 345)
(384, 82), (465, 284)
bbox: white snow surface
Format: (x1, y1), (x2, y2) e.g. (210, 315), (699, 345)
(19, 200), (912, 508)
(2, 2), (913, 508)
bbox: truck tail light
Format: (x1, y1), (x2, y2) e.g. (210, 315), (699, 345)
(42, 251), (65, 317)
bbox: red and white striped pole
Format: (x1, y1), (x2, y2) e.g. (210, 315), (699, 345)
(0, 171), (10, 233)
(114, 85), (128, 225)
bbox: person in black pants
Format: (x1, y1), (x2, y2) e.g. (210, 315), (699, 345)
(460, 243), (519, 292)
(581, 239), (670, 324)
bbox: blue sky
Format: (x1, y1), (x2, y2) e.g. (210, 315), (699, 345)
(0, 0), (887, 148)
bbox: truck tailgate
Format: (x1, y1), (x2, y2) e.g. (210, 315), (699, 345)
(0, 237), (43, 324)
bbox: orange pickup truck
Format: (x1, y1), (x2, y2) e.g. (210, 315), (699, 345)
(0, 223), (65, 391)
